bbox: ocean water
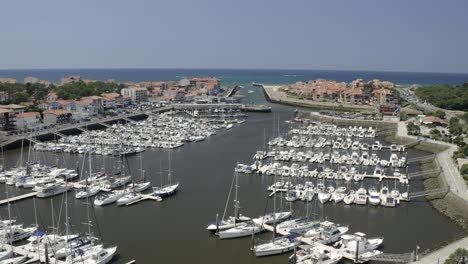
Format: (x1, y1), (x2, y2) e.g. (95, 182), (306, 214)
(0, 68), (467, 86)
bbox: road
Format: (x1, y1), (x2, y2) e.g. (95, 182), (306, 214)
(396, 87), (464, 120)
(397, 121), (468, 201)
(411, 236), (468, 264)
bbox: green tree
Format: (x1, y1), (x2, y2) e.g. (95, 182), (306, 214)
(11, 93), (29, 104)
(463, 112), (468, 122)
(416, 84), (468, 111)
(434, 110), (446, 119)
(444, 248), (468, 264)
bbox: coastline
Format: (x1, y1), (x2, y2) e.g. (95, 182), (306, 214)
(262, 85), (376, 112)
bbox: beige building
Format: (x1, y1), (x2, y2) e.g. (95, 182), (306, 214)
(16, 112), (41, 129)
(121, 87), (148, 103)
(0, 78), (17, 84)
(24, 76), (40, 84)
(43, 109), (72, 124)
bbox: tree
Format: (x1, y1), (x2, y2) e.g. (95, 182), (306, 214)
(444, 248), (468, 264)
(434, 110), (446, 119)
(11, 93), (28, 104)
(416, 84), (468, 111)
(463, 112), (468, 122)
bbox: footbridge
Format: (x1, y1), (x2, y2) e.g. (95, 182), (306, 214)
(409, 187), (450, 199)
(407, 154), (435, 164)
(364, 252), (415, 263)
(407, 168), (441, 179)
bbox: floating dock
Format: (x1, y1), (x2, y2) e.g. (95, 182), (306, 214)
(0, 192), (37, 206)
(125, 194), (162, 205)
(252, 220), (365, 263)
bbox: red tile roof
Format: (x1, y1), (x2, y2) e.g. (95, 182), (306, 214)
(16, 112), (40, 118)
(44, 109), (71, 116)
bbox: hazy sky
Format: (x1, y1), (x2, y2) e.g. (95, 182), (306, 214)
(1, 0), (468, 73)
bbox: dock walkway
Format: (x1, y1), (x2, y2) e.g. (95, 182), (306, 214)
(252, 219), (364, 263)
(125, 194), (162, 205)
(0, 192), (37, 205)
(411, 236), (468, 264)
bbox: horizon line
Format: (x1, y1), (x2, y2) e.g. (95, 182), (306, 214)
(0, 66), (468, 76)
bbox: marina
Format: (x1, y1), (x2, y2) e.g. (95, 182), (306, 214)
(32, 112), (246, 154)
(0, 70), (464, 264)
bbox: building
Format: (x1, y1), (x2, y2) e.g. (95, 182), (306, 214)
(0, 78), (17, 84)
(43, 110), (72, 124)
(372, 88), (393, 105)
(101, 92), (124, 108)
(16, 112), (41, 130)
(47, 92), (58, 104)
(0, 104), (25, 115)
(49, 100), (77, 111)
(0, 91), (10, 102)
(121, 87), (148, 103)
(60, 76), (82, 85)
(24, 77), (51, 87)
(151, 81), (168, 90)
(420, 116), (447, 127)
(24, 76), (40, 84)
(188, 77), (220, 90)
(340, 88), (364, 104)
(0, 108), (13, 130)
(81, 96), (104, 113)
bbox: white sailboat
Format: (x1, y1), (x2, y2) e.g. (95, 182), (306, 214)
(207, 171), (250, 233)
(94, 190), (127, 206)
(76, 152), (101, 199)
(116, 192), (142, 206)
(152, 151), (179, 198)
(217, 222), (262, 239)
(254, 235), (299, 257)
(128, 153), (151, 192)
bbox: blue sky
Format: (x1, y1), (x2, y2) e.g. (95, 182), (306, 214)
(1, 0), (468, 73)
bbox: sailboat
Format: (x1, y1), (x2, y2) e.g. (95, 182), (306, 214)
(207, 171), (250, 233)
(66, 179), (117, 263)
(152, 151), (179, 198)
(253, 183), (297, 257)
(76, 152), (101, 199)
(128, 153), (151, 192)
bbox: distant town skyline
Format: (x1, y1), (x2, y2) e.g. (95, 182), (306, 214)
(1, 0), (468, 73)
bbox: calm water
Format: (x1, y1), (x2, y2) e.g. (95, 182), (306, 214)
(0, 69), (464, 263)
(1, 68), (468, 86)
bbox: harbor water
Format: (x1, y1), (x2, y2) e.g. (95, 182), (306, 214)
(0, 69), (464, 263)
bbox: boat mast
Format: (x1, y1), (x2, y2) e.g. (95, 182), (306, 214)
(19, 137), (24, 167)
(5, 184), (12, 247)
(159, 159), (163, 188)
(139, 153), (145, 182)
(272, 169), (277, 240)
(167, 150), (172, 185)
(86, 150), (93, 237)
(234, 171), (240, 222)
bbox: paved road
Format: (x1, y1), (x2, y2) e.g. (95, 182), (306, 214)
(411, 236), (468, 264)
(397, 121), (468, 201)
(396, 87), (464, 120)
(398, 120), (468, 263)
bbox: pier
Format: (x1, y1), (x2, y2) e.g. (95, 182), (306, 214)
(0, 192), (37, 205)
(125, 194), (162, 205)
(252, 220), (414, 263)
(0, 103), (270, 150)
